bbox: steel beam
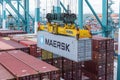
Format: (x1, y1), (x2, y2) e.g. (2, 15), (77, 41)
(24, 0), (30, 33)
(34, 0), (40, 34)
(2, 0), (6, 29)
(6, 9), (16, 21)
(5, 0), (25, 23)
(60, 2), (68, 13)
(18, 1), (33, 21)
(78, 0), (83, 29)
(17, 0), (20, 30)
(85, 0), (105, 35)
(117, 2), (120, 80)
(102, 0), (108, 27)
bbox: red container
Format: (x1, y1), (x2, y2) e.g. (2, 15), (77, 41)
(72, 68), (82, 80)
(63, 58), (73, 70)
(106, 51), (114, 63)
(82, 60), (106, 76)
(105, 38), (114, 51)
(0, 40), (29, 53)
(0, 30), (26, 37)
(53, 57), (63, 70)
(10, 37), (27, 43)
(0, 52), (38, 78)
(82, 69), (105, 80)
(106, 63), (114, 74)
(0, 64), (15, 80)
(43, 59), (53, 65)
(20, 40), (41, 57)
(72, 61), (82, 69)
(92, 51), (106, 64)
(105, 73), (113, 80)
(7, 50), (60, 80)
(63, 69), (73, 80)
(92, 38), (106, 51)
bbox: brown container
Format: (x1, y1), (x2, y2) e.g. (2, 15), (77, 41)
(82, 60), (106, 76)
(0, 30), (26, 37)
(72, 61), (82, 69)
(7, 50), (60, 80)
(63, 69), (73, 80)
(63, 58), (73, 70)
(53, 57), (63, 70)
(0, 52), (38, 78)
(82, 69), (105, 80)
(0, 40), (29, 53)
(0, 64), (15, 80)
(20, 40), (41, 57)
(72, 68), (82, 80)
(105, 73), (113, 80)
(92, 51), (106, 64)
(10, 37), (27, 43)
(106, 51), (114, 63)
(105, 38), (114, 51)
(92, 38), (106, 51)
(106, 63), (114, 74)
(43, 59), (53, 65)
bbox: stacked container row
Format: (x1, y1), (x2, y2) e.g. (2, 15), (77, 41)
(0, 30), (26, 37)
(0, 50), (60, 80)
(82, 36), (114, 80)
(10, 36), (41, 57)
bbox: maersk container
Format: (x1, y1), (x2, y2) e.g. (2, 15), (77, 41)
(37, 31), (92, 62)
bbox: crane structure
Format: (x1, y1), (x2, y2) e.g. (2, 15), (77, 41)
(0, 0), (34, 33)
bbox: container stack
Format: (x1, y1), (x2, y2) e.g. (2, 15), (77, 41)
(0, 39), (29, 53)
(0, 50), (60, 80)
(41, 49), (82, 80)
(0, 30), (26, 37)
(105, 38), (114, 80)
(20, 40), (41, 57)
(82, 38), (106, 80)
(9, 36), (41, 57)
(82, 37), (114, 80)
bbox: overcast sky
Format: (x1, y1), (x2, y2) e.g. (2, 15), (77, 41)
(0, 0), (119, 16)
(29, 0), (119, 15)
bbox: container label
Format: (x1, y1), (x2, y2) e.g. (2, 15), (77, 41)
(45, 38), (70, 52)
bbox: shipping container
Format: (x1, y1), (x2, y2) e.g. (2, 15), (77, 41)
(53, 57), (63, 70)
(106, 51), (114, 63)
(20, 40), (41, 57)
(92, 38), (106, 51)
(7, 50), (60, 80)
(105, 73), (113, 80)
(41, 49), (53, 60)
(105, 38), (114, 51)
(0, 52), (38, 78)
(10, 36), (27, 43)
(0, 64), (15, 80)
(92, 51), (106, 64)
(82, 60), (106, 76)
(82, 69), (105, 80)
(37, 31), (92, 62)
(0, 30), (26, 37)
(0, 40), (29, 53)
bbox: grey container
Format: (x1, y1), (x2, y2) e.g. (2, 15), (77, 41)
(37, 31), (92, 62)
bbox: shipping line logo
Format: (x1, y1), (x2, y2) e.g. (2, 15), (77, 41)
(40, 35), (70, 52)
(40, 35), (44, 45)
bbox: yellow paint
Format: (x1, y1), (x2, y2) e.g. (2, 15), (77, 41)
(38, 23), (91, 39)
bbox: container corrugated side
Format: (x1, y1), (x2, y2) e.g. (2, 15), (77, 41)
(0, 64), (15, 80)
(7, 50), (59, 72)
(37, 31), (92, 62)
(0, 52), (38, 77)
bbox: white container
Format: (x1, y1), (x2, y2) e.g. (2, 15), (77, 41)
(37, 31), (92, 62)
